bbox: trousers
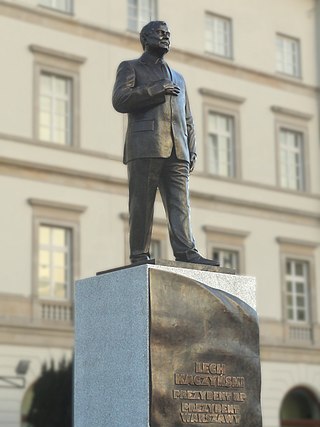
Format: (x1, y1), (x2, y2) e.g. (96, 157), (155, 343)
(127, 150), (197, 261)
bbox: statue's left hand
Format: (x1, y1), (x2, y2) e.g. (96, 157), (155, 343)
(189, 153), (197, 173)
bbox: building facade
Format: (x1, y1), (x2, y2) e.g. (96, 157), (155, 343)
(0, 0), (320, 425)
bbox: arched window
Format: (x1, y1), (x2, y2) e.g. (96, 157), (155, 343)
(280, 387), (320, 426)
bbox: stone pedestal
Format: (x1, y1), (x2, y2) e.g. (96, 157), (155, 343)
(74, 262), (262, 426)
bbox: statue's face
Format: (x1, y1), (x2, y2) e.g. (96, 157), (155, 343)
(145, 23), (171, 55)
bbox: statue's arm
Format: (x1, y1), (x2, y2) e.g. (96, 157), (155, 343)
(112, 61), (168, 113)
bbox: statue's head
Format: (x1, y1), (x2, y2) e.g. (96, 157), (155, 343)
(140, 21), (171, 55)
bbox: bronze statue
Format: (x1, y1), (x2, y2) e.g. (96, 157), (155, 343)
(112, 21), (219, 266)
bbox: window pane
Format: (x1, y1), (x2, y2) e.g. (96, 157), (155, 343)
(128, 0), (157, 31)
(297, 310), (306, 321)
(276, 34), (300, 77)
(279, 129), (304, 190)
(39, 73), (72, 145)
(295, 262), (304, 276)
(40, 112), (51, 127)
(287, 308), (294, 320)
(53, 252), (65, 267)
(39, 0), (72, 13)
(296, 296), (305, 307)
(296, 282), (304, 293)
(52, 228), (65, 246)
(150, 239), (162, 259)
(39, 226), (50, 245)
(205, 13), (232, 58)
(37, 225), (72, 300)
(40, 96), (51, 112)
(286, 281), (292, 292)
(212, 248), (239, 270)
(39, 127), (51, 141)
(285, 259), (309, 323)
(208, 112), (234, 177)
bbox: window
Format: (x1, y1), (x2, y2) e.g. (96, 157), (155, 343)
(204, 226), (249, 274)
(28, 198), (86, 322)
(39, 73), (72, 145)
(285, 259), (309, 323)
(276, 34), (301, 78)
(150, 239), (162, 259)
(280, 387), (320, 426)
(30, 45), (86, 148)
(39, 0), (73, 14)
(277, 237), (318, 344)
(207, 111), (235, 177)
(128, 0), (157, 32)
(279, 128), (304, 191)
(213, 248), (239, 270)
(205, 13), (232, 58)
(38, 225), (72, 300)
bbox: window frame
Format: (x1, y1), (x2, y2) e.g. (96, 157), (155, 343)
(37, 224), (73, 301)
(127, 0), (158, 33)
(204, 12), (233, 59)
(30, 45), (86, 149)
(277, 237), (318, 345)
(285, 258), (310, 323)
(204, 226), (249, 275)
(201, 90), (244, 180)
(38, 0), (74, 15)
(276, 33), (302, 79)
(274, 113), (310, 193)
(38, 72), (73, 146)
(279, 127), (305, 191)
(29, 198), (86, 304)
(212, 247), (240, 271)
(206, 110), (236, 177)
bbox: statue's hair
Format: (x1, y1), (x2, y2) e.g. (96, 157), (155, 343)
(140, 21), (168, 50)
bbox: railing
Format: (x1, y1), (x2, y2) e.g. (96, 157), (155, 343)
(34, 299), (73, 323)
(288, 325), (313, 343)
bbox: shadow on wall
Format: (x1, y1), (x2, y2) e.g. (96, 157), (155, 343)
(21, 358), (72, 427)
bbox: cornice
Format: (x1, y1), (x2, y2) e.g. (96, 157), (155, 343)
(202, 225), (250, 238)
(276, 237), (320, 248)
(0, 0), (318, 97)
(0, 131), (122, 162)
(199, 88), (246, 104)
(271, 106), (313, 121)
(29, 44), (87, 64)
(1, 156), (320, 227)
(260, 344), (320, 364)
(28, 198), (87, 213)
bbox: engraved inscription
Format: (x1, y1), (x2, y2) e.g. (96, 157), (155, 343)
(173, 362), (247, 424)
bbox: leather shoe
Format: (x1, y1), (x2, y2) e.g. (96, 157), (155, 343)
(130, 254), (150, 264)
(175, 252), (220, 267)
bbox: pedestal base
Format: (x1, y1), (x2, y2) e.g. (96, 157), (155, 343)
(74, 262), (262, 426)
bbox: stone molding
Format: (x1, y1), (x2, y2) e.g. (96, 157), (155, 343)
(29, 44), (87, 64)
(0, 0), (318, 97)
(271, 106), (313, 121)
(199, 88), (246, 104)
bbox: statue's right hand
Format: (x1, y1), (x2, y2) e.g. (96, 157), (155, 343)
(163, 82), (180, 96)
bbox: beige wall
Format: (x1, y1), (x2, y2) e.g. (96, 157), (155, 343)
(0, 1), (320, 426)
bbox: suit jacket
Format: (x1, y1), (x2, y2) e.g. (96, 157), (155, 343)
(112, 52), (196, 164)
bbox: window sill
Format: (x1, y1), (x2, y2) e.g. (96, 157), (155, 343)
(204, 51), (234, 62)
(275, 71), (302, 81)
(38, 5), (74, 18)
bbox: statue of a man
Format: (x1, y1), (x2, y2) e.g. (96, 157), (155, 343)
(112, 21), (219, 266)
